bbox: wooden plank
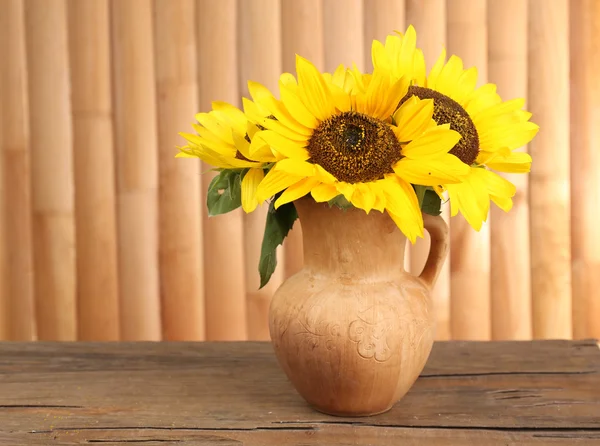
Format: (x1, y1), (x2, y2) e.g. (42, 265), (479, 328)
(154, 0), (204, 341)
(280, 0), (325, 279)
(4, 425), (600, 445)
(0, 0), (36, 341)
(0, 340), (598, 441)
(238, 0), (284, 340)
(67, 0), (120, 341)
(487, 0), (532, 340)
(323, 0), (364, 71)
(570, 0), (600, 340)
(446, 0), (491, 341)
(528, 0), (572, 339)
(24, 0), (77, 340)
(406, 0), (451, 341)
(196, 0), (247, 340)
(111, 0), (162, 340)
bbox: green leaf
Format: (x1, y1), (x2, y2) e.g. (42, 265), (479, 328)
(258, 199), (298, 289)
(327, 194), (353, 210)
(422, 189), (442, 216)
(413, 185), (427, 208)
(206, 169), (244, 217)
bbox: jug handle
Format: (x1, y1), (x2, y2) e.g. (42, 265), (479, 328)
(418, 214), (450, 290)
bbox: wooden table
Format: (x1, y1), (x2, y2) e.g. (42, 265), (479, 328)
(1, 340), (599, 445)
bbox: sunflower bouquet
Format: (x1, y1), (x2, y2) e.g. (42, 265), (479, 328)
(178, 26), (538, 288)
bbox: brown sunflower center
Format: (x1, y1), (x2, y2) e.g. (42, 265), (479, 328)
(403, 86), (479, 165)
(306, 111), (402, 183)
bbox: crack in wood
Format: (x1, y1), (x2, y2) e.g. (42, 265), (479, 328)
(29, 426), (316, 434)
(0, 404), (83, 409)
(420, 370), (597, 379)
(271, 420), (600, 432)
(88, 441), (180, 444)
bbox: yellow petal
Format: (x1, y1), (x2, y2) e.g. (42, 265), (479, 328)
(256, 169), (304, 202)
(273, 158), (316, 177)
(381, 175), (423, 242)
(279, 83), (319, 129)
(194, 112), (235, 145)
(400, 125), (462, 159)
(393, 155), (470, 186)
(241, 168), (265, 213)
(435, 55), (464, 98)
(413, 49), (426, 85)
(485, 151), (532, 173)
(296, 55), (336, 121)
(311, 183), (339, 202)
(335, 182), (356, 202)
(314, 164), (337, 184)
(275, 177), (321, 209)
(211, 101), (247, 136)
(392, 96), (434, 142)
(248, 80), (313, 137)
(479, 121), (539, 152)
(445, 171), (490, 231)
(474, 168), (516, 198)
(490, 194), (513, 212)
(427, 48), (447, 89)
(450, 67), (478, 105)
(260, 130), (311, 160)
(350, 183), (377, 214)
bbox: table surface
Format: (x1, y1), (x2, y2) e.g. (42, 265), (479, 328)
(1, 340), (599, 445)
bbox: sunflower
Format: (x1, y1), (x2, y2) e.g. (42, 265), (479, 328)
(177, 101), (276, 212)
(373, 29), (539, 230)
(248, 55), (470, 242)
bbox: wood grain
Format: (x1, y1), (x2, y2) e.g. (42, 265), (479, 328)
(154, 0), (204, 341)
(323, 0), (364, 72)
(0, 340), (598, 445)
(24, 0), (77, 341)
(0, 0), (36, 340)
(238, 0), (284, 340)
(196, 0), (248, 341)
(68, 0), (120, 341)
(406, 0), (451, 341)
(569, 0), (600, 340)
(111, 0), (162, 340)
(447, 0), (491, 341)
(280, 0), (325, 279)
(528, 0), (572, 339)
(487, 0), (532, 340)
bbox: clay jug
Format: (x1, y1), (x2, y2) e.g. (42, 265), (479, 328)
(269, 197), (449, 416)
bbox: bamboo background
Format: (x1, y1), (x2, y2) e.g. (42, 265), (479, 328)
(0, 0), (598, 342)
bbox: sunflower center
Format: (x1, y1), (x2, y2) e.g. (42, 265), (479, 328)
(306, 111), (401, 183)
(403, 86), (479, 165)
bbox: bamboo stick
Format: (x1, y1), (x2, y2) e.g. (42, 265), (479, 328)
(569, 0), (600, 340)
(528, 0), (571, 339)
(488, 0), (531, 340)
(67, 0), (120, 341)
(323, 0), (364, 72)
(0, 82), (5, 340)
(447, 0), (490, 340)
(0, 0), (36, 340)
(24, 0), (77, 340)
(238, 0), (284, 340)
(196, 0), (248, 340)
(154, 0), (204, 341)
(406, 0), (450, 340)
(363, 0), (404, 69)
(281, 0), (325, 278)
(111, 0), (162, 340)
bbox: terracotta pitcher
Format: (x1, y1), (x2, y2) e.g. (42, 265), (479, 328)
(269, 197), (449, 416)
